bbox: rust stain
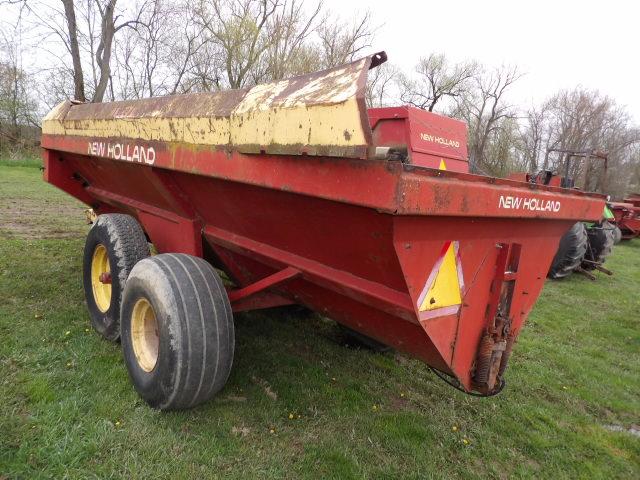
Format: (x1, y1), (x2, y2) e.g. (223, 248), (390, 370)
(431, 184), (452, 213)
(460, 194), (470, 214)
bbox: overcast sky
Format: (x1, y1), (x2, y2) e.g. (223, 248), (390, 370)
(326, 0), (639, 122)
(2, 0), (636, 122)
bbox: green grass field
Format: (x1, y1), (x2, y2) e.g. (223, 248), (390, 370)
(1, 164), (639, 479)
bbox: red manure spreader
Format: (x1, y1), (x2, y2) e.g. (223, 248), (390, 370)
(610, 193), (640, 241)
(509, 150), (615, 280)
(609, 202), (640, 240)
(41, 53), (604, 410)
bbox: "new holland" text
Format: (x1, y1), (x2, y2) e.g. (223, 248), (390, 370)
(498, 195), (561, 212)
(87, 141), (155, 165)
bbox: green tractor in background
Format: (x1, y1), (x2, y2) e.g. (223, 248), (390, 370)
(542, 149), (616, 279)
(548, 205), (615, 279)
(510, 149), (616, 280)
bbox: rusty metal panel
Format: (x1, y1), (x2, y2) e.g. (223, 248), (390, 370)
(42, 53), (387, 159)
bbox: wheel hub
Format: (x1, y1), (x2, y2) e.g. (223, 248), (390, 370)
(131, 297), (159, 372)
(90, 244), (112, 312)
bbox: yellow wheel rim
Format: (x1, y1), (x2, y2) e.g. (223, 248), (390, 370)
(91, 244), (112, 312)
(131, 298), (159, 372)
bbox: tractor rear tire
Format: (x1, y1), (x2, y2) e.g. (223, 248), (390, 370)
(83, 214), (150, 341)
(582, 222), (615, 270)
(613, 225), (622, 245)
(120, 254), (234, 410)
(548, 222), (588, 279)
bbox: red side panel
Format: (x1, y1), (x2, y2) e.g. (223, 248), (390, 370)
(40, 128), (604, 394)
(393, 216), (566, 390)
(369, 106), (469, 172)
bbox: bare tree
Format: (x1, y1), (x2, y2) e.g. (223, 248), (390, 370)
(519, 105), (548, 172)
(316, 10), (372, 68)
(0, 27), (38, 151)
(256, 0), (322, 82)
(18, 0), (146, 103)
(483, 117), (525, 176)
(366, 61), (398, 108)
(195, 0), (279, 89)
(191, 1), (372, 90)
(166, 7), (207, 94)
(61, 0), (86, 101)
(453, 65), (521, 174)
(624, 144), (640, 194)
(398, 53), (477, 112)
(517, 87), (640, 195)
(90, 0), (118, 102)
(112, 0), (206, 99)
(181, 39), (225, 92)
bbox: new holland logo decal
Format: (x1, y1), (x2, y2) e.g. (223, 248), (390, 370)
(417, 241), (465, 320)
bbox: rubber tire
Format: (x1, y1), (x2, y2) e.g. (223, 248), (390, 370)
(83, 214), (150, 341)
(548, 222), (588, 279)
(120, 253), (234, 410)
(613, 225), (622, 245)
(582, 222), (615, 270)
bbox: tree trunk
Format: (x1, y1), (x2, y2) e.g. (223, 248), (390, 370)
(93, 0), (117, 102)
(61, 0), (86, 102)
(11, 65), (19, 138)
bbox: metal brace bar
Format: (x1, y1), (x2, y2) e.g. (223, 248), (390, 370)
(228, 266), (301, 303)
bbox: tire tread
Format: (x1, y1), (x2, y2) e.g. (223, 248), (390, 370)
(123, 253), (234, 410)
(83, 213), (149, 340)
(548, 222), (588, 279)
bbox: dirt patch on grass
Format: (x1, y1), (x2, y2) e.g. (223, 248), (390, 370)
(0, 198), (87, 239)
(386, 393), (420, 413)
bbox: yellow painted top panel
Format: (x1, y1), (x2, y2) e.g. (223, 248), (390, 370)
(42, 53), (387, 159)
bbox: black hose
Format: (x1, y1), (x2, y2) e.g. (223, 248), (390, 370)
(429, 366), (506, 397)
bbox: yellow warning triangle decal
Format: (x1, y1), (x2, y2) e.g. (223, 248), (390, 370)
(438, 159), (447, 170)
(419, 242), (462, 313)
